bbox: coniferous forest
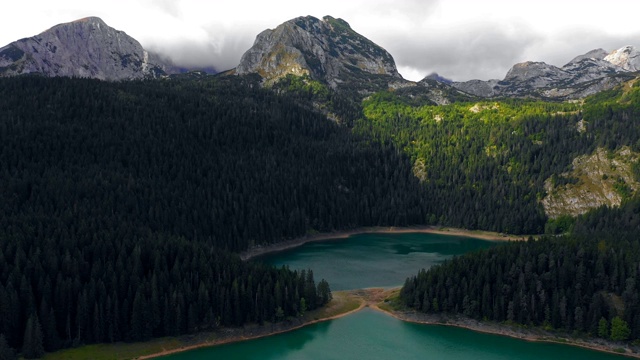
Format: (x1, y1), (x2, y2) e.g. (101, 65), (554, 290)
(3, 71), (640, 356)
(1, 75), (419, 354)
(400, 198), (640, 341)
(389, 81), (640, 341)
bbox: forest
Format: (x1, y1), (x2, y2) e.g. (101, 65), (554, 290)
(0, 74), (417, 356)
(3, 72), (640, 356)
(388, 81), (640, 342)
(400, 197), (640, 341)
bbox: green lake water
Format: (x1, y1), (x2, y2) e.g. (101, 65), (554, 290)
(166, 308), (622, 360)
(164, 233), (624, 359)
(258, 232), (496, 290)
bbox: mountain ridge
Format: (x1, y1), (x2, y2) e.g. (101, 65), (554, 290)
(433, 46), (638, 99)
(1, 15), (639, 102)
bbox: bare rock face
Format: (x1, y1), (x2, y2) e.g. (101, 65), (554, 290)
(503, 61), (571, 85)
(236, 15), (402, 88)
(604, 45), (640, 71)
(0, 17), (171, 80)
(567, 48), (608, 64)
(542, 147), (640, 219)
(449, 79), (500, 98)
(561, 57), (624, 84)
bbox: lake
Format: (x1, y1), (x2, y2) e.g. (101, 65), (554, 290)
(163, 233), (624, 359)
(259, 232), (496, 290)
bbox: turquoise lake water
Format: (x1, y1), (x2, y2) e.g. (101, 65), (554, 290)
(164, 233), (624, 359)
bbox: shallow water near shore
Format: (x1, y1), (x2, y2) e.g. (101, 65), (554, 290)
(163, 233), (625, 359)
(165, 308), (622, 360)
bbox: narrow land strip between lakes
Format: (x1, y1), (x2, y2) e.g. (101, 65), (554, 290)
(53, 228), (626, 359)
(137, 288), (640, 359)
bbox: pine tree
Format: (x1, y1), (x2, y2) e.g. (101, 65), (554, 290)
(598, 317), (609, 339)
(316, 279), (332, 305)
(130, 290), (148, 341)
(0, 334), (17, 360)
(22, 314), (44, 359)
(611, 316), (631, 341)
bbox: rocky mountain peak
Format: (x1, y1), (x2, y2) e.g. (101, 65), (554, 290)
(504, 61), (569, 83)
(235, 15), (401, 88)
(604, 45), (640, 71)
(567, 48), (609, 65)
(423, 72), (452, 84)
(444, 46), (635, 100)
(0, 16), (172, 80)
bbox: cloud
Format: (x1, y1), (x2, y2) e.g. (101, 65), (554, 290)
(144, 27), (257, 71)
(373, 22), (540, 81)
(3, 0), (640, 82)
(151, 0), (182, 17)
(523, 29), (640, 68)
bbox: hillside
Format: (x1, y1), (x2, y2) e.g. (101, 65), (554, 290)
(542, 146), (640, 218)
(356, 76), (640, 231)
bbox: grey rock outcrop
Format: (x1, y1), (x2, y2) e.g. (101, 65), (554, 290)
(542, 147), (640, 218)
(604, 45), (640, 71)
(0, 17), (172, 81)
(235, 15), (402, 89)
(567, 48), (608, 64)
(449, 79), (500, 98)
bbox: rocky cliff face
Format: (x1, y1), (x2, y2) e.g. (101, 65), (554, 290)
(604, 45), (640, 71)
(428, 46), (637, 100)
(0, 17), (172, 80)
(542, 147), (640, 218)
(235, 15), (402, 89)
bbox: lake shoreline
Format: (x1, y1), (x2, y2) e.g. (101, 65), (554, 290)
(240, 225), (528, 261)
(59, 287), (638, 359)
(135, 291), (365, 359)
(371, 289), (640, 359)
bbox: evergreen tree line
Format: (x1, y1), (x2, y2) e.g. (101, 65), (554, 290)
(401, 197), (640, 341)
(0, 228), (330, 355)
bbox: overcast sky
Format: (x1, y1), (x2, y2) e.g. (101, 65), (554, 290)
(2, 0), (640, 81)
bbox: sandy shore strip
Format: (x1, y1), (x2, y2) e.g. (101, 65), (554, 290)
(241, 225), (530, 260)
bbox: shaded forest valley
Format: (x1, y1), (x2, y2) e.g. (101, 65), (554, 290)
(2, 73), (640, 357)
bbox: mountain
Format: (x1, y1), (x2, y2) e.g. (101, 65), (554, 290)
(0, 17), (174, 80)
(430, 46), (637, 99)
(567, 48), (608, 63)
(604, 45), (640, 71)
(235, 15), (405, 90)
